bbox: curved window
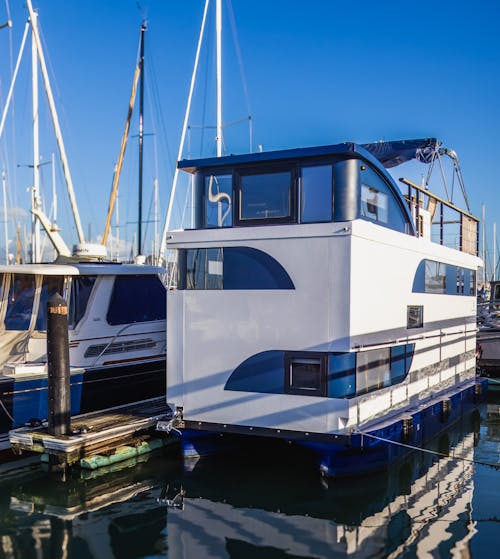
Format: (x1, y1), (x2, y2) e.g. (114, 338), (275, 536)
(358, 164), (408, 233)
(224, 345), (414, 398)
(181, 247), (295, 290)
(413, 259), (476, 296)
(107, 275), (166, 325)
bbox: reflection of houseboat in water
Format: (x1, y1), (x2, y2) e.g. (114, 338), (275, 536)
(0, 261), (166, 447)
(160, 138), (485, 476)
(167, 416), (478, 559)
(2, 412), (479, 559)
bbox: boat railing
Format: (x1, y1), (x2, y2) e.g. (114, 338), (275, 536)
(400, 177), (479, 256)
(90, 322), (144, 367)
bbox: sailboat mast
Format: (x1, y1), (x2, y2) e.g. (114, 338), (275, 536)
(138, 22), (146, 257)
(31, 11), (41, 263)
(26, 0), (85, 244)
(2, 170), (8, 264)
(216, 0), (223, 157)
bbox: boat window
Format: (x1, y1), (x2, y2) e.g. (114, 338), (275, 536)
(407, 305), (423, 329)
(182, 247), (294, 290)
(35, 276), (65, 330)
(4, 274), (36, 331)
(328, 353), (356, 397)
(68, 276), (96, 328)
(205, 174), (232, 228)
(238, 170), (293, 223)
(361, 184), (388, 223)
(284, 354), (327, 397)
(356, 348), (391, 394)
(390, 345), (412, 384)
(358, 165), (408, 232)
(300, 165), (333, 223)
(413, 259), (476, 296)
(495, 284), (500, 300)
(425, 260), (446, 294)
(186, 248), (223, 290)
(107, 275), (166, 325)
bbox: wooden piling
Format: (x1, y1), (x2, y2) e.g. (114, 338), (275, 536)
(47, 292), (70, 475)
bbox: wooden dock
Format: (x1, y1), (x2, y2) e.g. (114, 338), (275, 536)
(9, 396), (176, 467)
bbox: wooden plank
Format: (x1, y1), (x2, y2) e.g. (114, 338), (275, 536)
(9, 396), (173, 463)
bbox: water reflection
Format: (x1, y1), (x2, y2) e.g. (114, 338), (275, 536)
(0, 406), (498, 559)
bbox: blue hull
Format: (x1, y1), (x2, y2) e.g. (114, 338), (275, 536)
(178, 379), (487, 477)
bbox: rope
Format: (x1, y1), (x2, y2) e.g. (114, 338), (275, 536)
(478, 375), (500, 385)
(0, 396), (15, 423)
(354, 430), (500, 471)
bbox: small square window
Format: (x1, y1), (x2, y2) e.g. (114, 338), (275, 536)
(285, 353), (327, 397)
(407, 305), (423, 329)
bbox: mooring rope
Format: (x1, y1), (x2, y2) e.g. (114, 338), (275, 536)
(0, 396), (15, 423)
(354, 430), (500, 470)
(478, 375), (500, 385)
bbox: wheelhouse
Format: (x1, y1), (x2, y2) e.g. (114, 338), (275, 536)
(180, 143), (415, 235)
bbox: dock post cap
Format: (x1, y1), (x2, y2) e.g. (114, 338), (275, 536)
(47, 292), (68, 315)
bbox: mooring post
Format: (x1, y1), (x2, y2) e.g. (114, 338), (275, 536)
(47, 293), (70, 475)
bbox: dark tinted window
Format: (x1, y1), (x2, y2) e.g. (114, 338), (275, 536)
(301, 165), (333, 223)
(186, 248), (223, 290)
(5, 274), (36, 330)
(239, 171), (292, 221)
(68, 276), (96, 328)
(107, 275), (166, 325)
(182, 247), (294, 290)
(35, 276), (65, 330)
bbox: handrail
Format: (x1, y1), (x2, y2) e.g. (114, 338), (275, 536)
(399, 177), (479, 222)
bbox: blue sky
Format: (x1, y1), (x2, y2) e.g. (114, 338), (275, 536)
(0, 0), (498, 268)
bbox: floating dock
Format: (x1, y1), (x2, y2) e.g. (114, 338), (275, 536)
(9, 396), (176, 468)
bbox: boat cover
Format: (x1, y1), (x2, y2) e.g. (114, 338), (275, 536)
(362, 138), (440, 168)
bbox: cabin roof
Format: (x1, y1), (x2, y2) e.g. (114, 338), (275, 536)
(178, 142), (383, 173)
(0, 263), (165, 276)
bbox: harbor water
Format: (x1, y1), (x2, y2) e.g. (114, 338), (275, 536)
(0, 395), (500, 558)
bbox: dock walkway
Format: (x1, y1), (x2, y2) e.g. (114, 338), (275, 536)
(9, 397), (174, 465)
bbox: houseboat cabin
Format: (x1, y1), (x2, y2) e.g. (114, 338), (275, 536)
(161, 140), (483, 476)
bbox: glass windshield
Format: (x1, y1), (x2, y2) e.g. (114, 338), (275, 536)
(68, 276), (96, 328)
(35, 276), (65, 331)
(5, 274), (36, 331)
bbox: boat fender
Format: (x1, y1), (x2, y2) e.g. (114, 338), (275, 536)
(401, 417), (413, 444)
(441, 398), (451, 422)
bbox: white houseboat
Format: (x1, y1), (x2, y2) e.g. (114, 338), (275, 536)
(0, 260), (166, 444)
(158, 138), (484, 476)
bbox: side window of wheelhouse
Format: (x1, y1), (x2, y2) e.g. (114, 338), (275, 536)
(300, 165), (333, 223)
(35, 276), (65, 330)
(106, 275), (166, 325)
(359, 164), (408, 233)
(4, 274), (36, 330)
(68, 276), (96, 328)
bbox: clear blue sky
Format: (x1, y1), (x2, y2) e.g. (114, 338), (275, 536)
(0, 0), (499, 267)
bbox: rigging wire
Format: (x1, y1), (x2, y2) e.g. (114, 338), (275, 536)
(225, 0), (253, 151)
(354, 429), (500, 471)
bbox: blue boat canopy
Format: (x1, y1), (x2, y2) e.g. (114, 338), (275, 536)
(362, 138), (440, 168)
